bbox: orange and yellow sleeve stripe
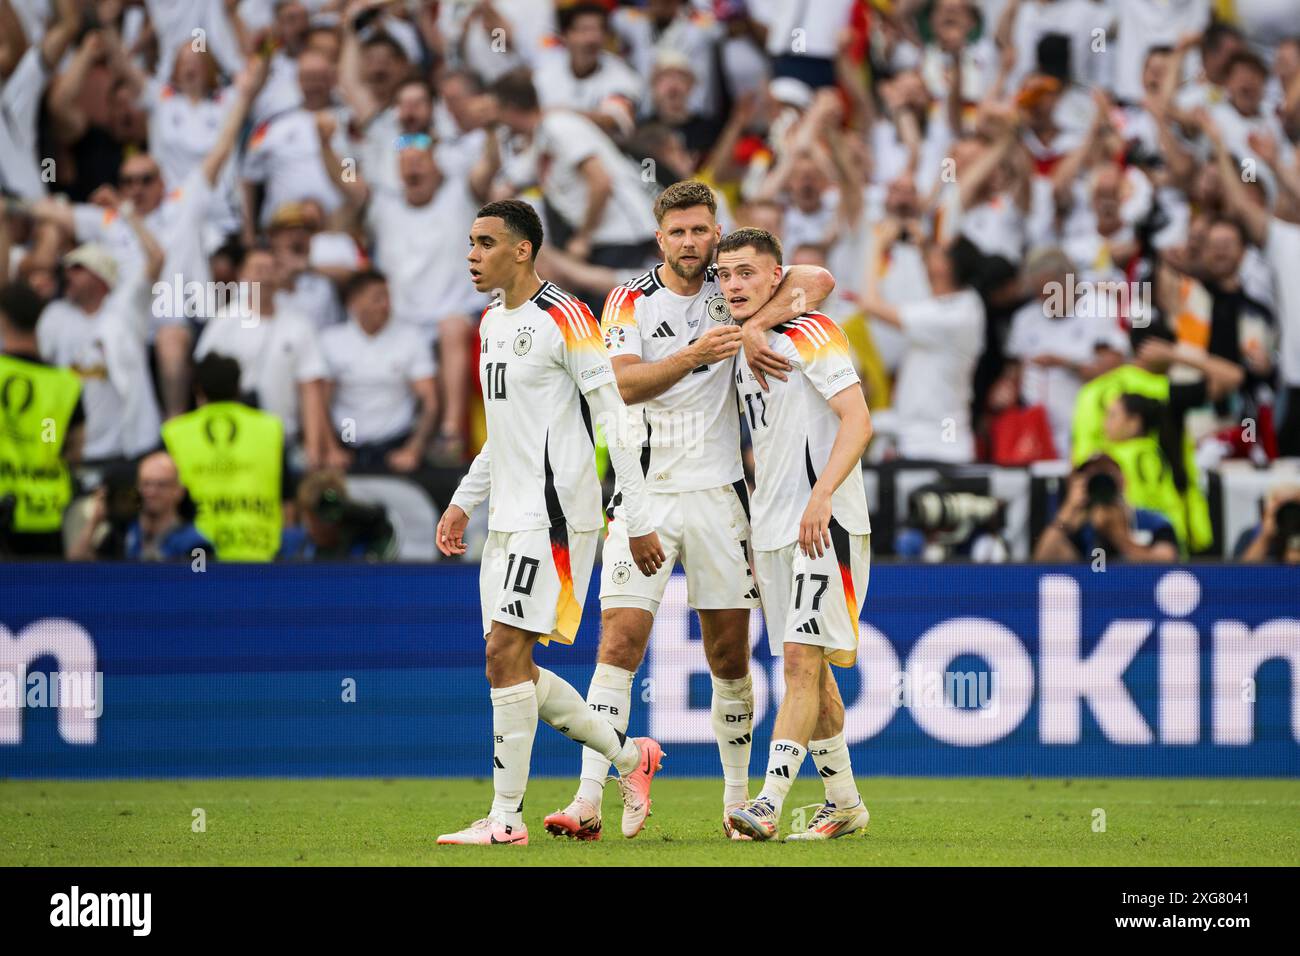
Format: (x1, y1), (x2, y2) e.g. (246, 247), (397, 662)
(544, 296), (604, 354)
(599, 284), (642, 333)
(777, 313), (851, 364)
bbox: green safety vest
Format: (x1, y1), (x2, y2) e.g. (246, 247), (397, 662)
(162, 401), (283, 562)
(1072, 365), (1168, 465)
(1073, 364), (1212, 554)
(0, 354), (81, 533)
(1103, 434), (1212, 555)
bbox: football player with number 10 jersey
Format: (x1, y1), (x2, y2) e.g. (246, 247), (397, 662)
(435, 200), (667, 847)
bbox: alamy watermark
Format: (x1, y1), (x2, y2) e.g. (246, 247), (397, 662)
(0, 669), (103, 719)
(1043, 273), (1152, 326)
(152, 276), (262, 326)
(892, 669), (1001, 719)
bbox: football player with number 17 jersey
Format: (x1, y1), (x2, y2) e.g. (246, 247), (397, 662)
(718, 228), (875, 843)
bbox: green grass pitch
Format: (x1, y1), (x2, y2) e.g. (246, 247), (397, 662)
(2, 777), (1297, 866)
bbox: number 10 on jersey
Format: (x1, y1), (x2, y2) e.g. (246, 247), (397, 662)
(486, 362), (507, 400)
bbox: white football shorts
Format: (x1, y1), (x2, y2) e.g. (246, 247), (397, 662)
(753, 528), (870, 667)
(600, 482), (760, 613)
(480, 524), (600, 645)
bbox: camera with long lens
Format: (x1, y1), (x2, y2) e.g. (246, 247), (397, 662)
(904, 484), (1008, 562)
(908, 486), (1002, 536)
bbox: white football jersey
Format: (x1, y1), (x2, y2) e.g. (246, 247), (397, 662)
(600, 265), (743, 494)
(734, 312), (872, 551)
(479, 281), (615, 533)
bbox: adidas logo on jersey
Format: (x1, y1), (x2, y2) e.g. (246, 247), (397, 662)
(500, 600), (524, 617)
(795, 619), (821, 636)
(650, 321), (676, 338)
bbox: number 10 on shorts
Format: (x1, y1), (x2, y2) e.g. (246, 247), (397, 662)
(505, 553), (539, 595)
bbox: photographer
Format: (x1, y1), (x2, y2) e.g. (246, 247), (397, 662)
(67, 451), (211, 562)
(280, 469), (396, 562)
(1236, 486), (1300, 564)
(1034, 454), (1179, 563)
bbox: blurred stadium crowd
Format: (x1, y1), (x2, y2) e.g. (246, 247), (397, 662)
(0, 0), (1298, 564)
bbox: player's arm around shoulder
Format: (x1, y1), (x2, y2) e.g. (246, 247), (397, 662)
(741, 264), (836, 388)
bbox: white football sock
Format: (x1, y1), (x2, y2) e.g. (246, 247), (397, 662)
(711, 674), (754, 806)
(536, 667), (640, 774)
(809, 732), (859, 807)
(577, 663), (634, 805)
(756, 739), (804, 816)
(490, 681), (537, 829)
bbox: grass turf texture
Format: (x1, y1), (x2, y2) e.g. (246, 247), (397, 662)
(2, 777), (1296, 866)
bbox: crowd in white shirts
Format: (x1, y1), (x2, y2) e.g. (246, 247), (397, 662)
(0, 0), (1298, 560)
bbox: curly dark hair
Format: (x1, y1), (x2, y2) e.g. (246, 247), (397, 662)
(476, 199), (544, 260)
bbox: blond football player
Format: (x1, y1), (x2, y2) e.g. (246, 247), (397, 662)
(544, 182), (837, 840)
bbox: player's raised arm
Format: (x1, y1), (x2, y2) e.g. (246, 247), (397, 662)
(740, 264), (836, 389)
